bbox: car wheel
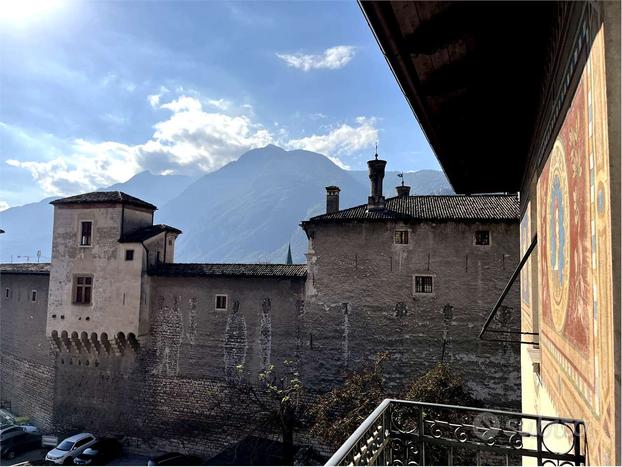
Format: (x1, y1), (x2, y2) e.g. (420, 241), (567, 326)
(63, 457), (73, 465)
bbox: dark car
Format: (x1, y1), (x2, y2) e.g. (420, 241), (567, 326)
(72, 438), (122, 465)
(0, 431), (42, 460)
(147, 452), (201, 466)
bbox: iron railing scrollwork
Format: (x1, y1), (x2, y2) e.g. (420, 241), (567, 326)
(326, 399), (586, 466)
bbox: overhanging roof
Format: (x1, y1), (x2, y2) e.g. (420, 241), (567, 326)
(360, 1), (570, 194)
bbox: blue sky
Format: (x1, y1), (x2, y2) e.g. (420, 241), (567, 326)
(0, 0), (438, 209)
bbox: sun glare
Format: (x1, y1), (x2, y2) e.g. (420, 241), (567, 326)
(0, 0), (64, 24)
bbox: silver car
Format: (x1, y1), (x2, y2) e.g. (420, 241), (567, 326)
(45, 433), (97, 465)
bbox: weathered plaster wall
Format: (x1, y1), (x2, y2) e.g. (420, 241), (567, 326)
(148, 275), (306, 379)
(0, 273), (55, 430)
(47, 205), (144, 337)
(304, 220), (521, 407)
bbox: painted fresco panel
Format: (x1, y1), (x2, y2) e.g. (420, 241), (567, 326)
(520, 204), (535, 339)
(537, 30), (614, 465)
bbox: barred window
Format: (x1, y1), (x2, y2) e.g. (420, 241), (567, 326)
(475, 230), (490, 245)
(395, 230), (409, 244)
(215, 294), (227, 311)
(414, 276), (433, 294)
(74, 276), (93, 304)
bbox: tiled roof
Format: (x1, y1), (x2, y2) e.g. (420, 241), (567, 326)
(303, 194), (519, 224)
(0, 263), (51, 275)
(150, 263), (307, 278)
(51, 191), (157, 210)
(119, 224), (182, 243)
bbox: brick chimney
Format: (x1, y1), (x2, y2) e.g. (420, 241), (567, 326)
(396, 185), (411, 197)
(367, 153), (387, 210)
(326, 186), (340, 214)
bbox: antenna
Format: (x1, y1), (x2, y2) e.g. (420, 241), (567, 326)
(374, 142), (378, 160)
(37, 250), (41, 263)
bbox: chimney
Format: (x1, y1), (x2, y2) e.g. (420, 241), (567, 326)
(396, 185), (411, 197)
(326, 186), (340, 214)
(367, 153), (387, 210)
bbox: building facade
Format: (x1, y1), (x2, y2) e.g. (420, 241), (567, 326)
(0, 163), (520, 457)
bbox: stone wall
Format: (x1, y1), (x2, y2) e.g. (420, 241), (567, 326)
(303, 220), (521, 408)
(0, 273), (55, 430)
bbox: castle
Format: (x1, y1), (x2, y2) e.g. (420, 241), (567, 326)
(0, 154), (520, 457)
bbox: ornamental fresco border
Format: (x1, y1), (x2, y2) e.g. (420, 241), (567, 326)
(536, 29), (614, 466)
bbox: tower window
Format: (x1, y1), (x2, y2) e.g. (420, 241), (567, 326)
(394, 230), (409, 244)
(215, 294), (227, 311)
(5, 288), (9, 299)
(31, 290), (37, 302)
(80, 221), (92, 246)
(74, 276), (93, 305)
(125, 249), (134, 261)
(475, 230), (490, 246)
(414, 275), (434, 294)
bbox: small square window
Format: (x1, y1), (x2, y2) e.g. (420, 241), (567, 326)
(215, 295), (227, 311)
(414, 276), (433, 294)
(5, 288), (9, 299)
(475, 230), (490, 246)
(31, 290), (37, 302)
(394, 230), (409, 244)
(125, 249), (134, 261)
(168, 239), (172, 246)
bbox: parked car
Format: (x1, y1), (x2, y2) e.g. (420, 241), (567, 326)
(0, 425), (40, 441)
(45, 433), (97, 465)
(0, 431), (42, 460)
(147, 452), (201, 466)
(73, 438), (121, 465)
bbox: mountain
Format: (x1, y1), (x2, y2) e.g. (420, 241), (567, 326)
(156, 145), (367, 263)
(0, 146), (453, 264)
(0, 171), (194, 263)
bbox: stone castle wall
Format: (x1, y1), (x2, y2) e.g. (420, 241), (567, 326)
(303, 220), (521, 407)
(0, 273), (55, 430)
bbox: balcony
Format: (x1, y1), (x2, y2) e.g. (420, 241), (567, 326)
(325, 399), (585, 466)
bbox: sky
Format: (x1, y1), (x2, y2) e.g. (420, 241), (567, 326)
(0, 0), (439, 209)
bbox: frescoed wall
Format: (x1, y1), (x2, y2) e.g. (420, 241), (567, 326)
(537, 29), (615, 465)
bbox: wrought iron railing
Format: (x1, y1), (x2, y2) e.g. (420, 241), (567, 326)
(325, 399), (586, 466)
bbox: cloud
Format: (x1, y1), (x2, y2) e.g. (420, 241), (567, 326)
(137, 96), (273, 173)
(286, 117), (378, 169)
(147, 86), (170, 108)
(6, 139), (140, 195)
(0, 201), (9, 211)
(276, 46), (356, 71)
(5, 95), (274, 194)
(6, 92), (379, 195)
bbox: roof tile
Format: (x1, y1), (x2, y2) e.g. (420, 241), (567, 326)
(304, 194), (519, 224)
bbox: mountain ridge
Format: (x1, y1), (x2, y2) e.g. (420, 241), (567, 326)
(0, 146), (452, 263)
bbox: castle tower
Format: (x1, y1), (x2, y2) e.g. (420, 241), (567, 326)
(46, 191), (180, 353)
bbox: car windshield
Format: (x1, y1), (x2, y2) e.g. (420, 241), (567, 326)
(57, 440), (74, 451)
